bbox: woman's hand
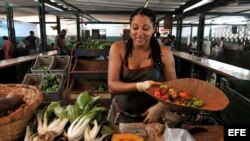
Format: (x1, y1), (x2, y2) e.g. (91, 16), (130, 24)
(142, 102), (165, 124)
(136, 80), (161, 92)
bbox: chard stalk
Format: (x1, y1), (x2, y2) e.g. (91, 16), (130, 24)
(50, 118), (69, 136)
(73, 118), (90, 139)
(24, 125), (32, 141)
(72, 116), (86, 131)
(29, 133), (38, 141)
(68, 118), (90, 141)
(89, 120), (101, 140)
(37, 114), (45, 136)
(42, 112), (48, 131)
(32, 135), (42, 141)
(47, 118), (61, 130)
(67, 117), (80, 138)
(84, 125), (91, 141)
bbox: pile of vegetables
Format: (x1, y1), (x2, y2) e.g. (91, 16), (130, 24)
(95, 83), (108, 92)
(154, 85), (203, 108)
(76, 41), (112, 49)
(24, 92), (113, 141)
(41, 74), (61, 93)
(36, 65), (48, 70)
(66, 40), (78, 49)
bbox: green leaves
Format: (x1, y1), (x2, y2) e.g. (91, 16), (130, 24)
(54, 106), (67, 119)
(77, 91), (91, 110)
(66, 104), (80, 123)
(76, 91), (100, 114)
(100, 125), (113, 137)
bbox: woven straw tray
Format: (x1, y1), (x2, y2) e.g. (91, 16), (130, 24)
(145, 78), (229, 112)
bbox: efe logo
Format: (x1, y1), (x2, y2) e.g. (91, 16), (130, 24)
(228, 129), (246, 136)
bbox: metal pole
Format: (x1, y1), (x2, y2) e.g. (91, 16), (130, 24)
(176, 12), (183, 51)
(38, 0), (47, 52)
(56, 16), (61, 34)
(190, 25), (193, 38)
(76, 14), (80, 41)
(197, 13), (205, 56)
(5, 3), (16, 48)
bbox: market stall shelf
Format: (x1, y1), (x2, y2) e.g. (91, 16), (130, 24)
(22, 73), (44, 88)
(71, 59), (108, 79)
(65, 48), (111, 108)
(49, 55), (70, 73)
(73, 48), (109, 57)
(67, 78), (111, 108)
(31, 55), (54, 73)
(40, 73), (64, 103)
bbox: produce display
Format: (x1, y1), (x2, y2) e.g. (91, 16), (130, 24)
(41, 74), (61, 93)
(24, 92), (113, 141)
(153, 85), (203, 108)
(73, 41), (112, 49)
(66, 40), (77, 49)
(95, 83), (108, 92)
(36, 65), (48, 70)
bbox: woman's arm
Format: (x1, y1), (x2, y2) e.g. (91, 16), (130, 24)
(108, 41), (138, 94)
(160, 46), (177, 81)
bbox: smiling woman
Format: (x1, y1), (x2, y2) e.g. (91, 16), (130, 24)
(107, 7), (177, 125)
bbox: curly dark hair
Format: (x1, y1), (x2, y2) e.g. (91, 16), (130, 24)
(125, 7), (162, 69)
(2, 36), (8, 40)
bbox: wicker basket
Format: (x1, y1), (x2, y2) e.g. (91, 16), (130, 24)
(0, 84), (43, 141)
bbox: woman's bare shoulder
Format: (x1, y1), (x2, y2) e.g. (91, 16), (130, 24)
(112, 40), (125, 47)
(111, 40), (125, 53)
(160, 45), (172, 56)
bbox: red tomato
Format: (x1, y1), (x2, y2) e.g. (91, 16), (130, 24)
(161, 95), (169, 100)
(154, 91), (161, 97)
(161, 88), (168, 95)
(155, 88), (161, 92)
(179, 91), (192, 99)
(171, 92), (178, 98)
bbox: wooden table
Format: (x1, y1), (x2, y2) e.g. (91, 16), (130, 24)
(114, 125), (224, 141)
(0, 50), (58, 69)
(190, 125), (224, 141)
(172, 51), (250, 80)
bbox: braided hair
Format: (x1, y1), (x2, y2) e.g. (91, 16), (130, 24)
(124, 7), (162, 69)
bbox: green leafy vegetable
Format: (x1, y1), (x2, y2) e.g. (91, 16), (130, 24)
(66, 104), (80, 123)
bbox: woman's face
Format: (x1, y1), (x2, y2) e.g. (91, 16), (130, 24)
(130, 14), (155, 47)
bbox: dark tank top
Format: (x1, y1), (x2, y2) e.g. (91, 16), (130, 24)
(114, 45), (165, 115)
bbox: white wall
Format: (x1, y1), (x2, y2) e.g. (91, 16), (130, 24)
(83, 24), (129, 37)
(0, 19), (37, 37)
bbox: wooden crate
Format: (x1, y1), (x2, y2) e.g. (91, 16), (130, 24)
(68, 78), (111, 108)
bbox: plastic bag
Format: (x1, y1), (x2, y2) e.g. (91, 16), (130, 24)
(164, 128), (196, 141)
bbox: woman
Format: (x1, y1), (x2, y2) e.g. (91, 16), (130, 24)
(217, 37), (224, 61)
(2, 36), (12, 59)
(189, 37), (197, 54)
(108, 7), (176, 124)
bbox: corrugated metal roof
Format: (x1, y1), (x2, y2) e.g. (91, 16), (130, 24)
(1, 0), (250, 24)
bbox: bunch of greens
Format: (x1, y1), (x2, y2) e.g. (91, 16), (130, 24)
(24, 91), (113, 141)
(41, 74), (61, 93)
